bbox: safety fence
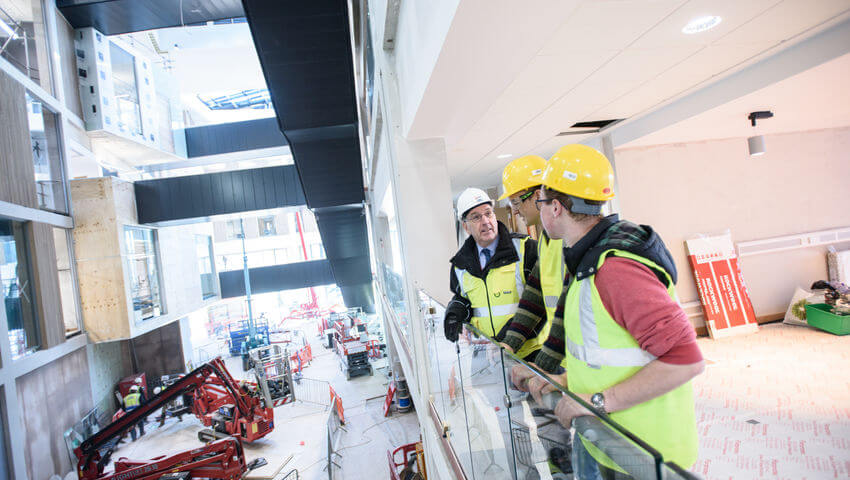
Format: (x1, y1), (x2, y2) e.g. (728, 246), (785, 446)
(325, 395), (345, 480)
(293, 377), (331, 406)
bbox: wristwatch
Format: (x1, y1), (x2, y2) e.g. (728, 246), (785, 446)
(590, 392), (607, 414)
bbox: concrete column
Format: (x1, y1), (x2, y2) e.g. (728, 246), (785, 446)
(391, 136), (456, 305)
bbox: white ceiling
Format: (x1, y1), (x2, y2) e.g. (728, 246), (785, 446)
(409, 0), (850, 191)
(621, 52), (850, 148)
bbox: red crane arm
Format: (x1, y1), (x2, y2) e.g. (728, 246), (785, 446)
(76, 358), (253, 478)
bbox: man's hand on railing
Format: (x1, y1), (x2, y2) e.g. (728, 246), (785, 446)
(555, 392), (593, 429)
(499, 342), (514, 353)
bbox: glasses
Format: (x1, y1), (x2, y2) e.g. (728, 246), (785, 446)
(464, 209), (495, 224)
(535, 198), (555, 211)
(510, 189), (537, 208)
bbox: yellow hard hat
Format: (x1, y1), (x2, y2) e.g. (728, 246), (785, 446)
(498, 155), (548, 200)
(541, 144), (615, 201)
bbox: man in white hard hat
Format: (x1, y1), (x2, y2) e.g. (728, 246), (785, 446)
(444, 188), (541, 360)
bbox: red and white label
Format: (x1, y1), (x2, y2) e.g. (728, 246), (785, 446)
(686, 233), (758, 338)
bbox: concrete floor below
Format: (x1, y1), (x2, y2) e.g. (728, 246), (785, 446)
(105, 319), (420, 480)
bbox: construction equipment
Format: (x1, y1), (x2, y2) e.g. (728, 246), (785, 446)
(75, 358), (274, 480)
(78, 436), (266, 480)
(333, 313), (373, 380)
(249, 344), (296, 408)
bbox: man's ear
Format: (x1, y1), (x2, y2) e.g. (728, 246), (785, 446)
(462, 220), (471, 236)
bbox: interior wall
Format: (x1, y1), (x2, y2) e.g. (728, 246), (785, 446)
(130, 322), (186, 387)
(16, 348), (93, 480)
(615, 126), (850, 324)
(55, 11), (82, 118)
(87, 341), (133, 419)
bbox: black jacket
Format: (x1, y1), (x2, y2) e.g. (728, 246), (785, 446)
(448, 221), (538, 301)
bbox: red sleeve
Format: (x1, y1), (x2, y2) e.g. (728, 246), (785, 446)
(594, 257), (703, 365)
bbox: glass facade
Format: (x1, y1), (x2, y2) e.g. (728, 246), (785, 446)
(196, 235), (216, 300)
(0, 219), (40, 360)
(123, 226), (163, 322)
(26, 93), (67, 213)
(109, 42), (142, 136)
(0, 0), (52, 92)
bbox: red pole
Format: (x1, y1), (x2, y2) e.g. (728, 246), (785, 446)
(295, 211), (319, 308)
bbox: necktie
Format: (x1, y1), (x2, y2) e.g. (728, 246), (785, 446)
(481, 248), (492, 268)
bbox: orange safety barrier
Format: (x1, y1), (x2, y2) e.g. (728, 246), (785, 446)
(329, 385), (345, 424)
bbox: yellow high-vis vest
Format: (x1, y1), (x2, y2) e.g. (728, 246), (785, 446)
(564, 249), (698, 470)
(454, 237), (541, 359)
(537, 233), (565, 341)
(124, 392), (141, 409)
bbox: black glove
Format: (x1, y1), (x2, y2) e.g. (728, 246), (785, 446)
(444, 297), (471, 342)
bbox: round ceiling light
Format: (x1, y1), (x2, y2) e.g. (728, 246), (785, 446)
(682, 16), (722, 34)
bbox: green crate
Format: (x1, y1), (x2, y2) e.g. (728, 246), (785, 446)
(805, 303), (850, 336)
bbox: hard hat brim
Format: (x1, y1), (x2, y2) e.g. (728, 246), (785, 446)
(460, 200), (493, 219)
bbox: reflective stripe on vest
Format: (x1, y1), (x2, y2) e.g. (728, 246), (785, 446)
(568, 280), (657, 369)
(454, 237), (540, 358)
(565, 249), (698, 469)
(124, 393), (141, 408)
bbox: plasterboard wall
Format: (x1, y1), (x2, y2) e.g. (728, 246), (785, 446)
(615, 126), (850, 325)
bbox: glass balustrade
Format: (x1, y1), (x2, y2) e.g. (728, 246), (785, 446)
(417, 290), (698, 480)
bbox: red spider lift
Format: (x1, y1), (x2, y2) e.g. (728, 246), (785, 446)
(75, 358), (277, 480)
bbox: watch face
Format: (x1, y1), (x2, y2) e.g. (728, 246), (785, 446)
(591, 393), (605, 410)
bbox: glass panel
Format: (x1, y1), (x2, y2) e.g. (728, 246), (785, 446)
(0, 219), (40, 359)
(53, 228), (80, 336)
(258, 216), (276, 236)
(0, 0), (51, 92)
(26, 93), (67, 214)
(123, 226), (163, 322)
(196, 235), (215, 299)
(109, 42), (142, 136)
(456, 326), (516, 478)
(501, 345), (665, 480)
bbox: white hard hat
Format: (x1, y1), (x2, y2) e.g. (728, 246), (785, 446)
(456, 188), (493, 221)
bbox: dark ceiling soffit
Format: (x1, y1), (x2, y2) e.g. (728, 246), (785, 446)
(134, 165), (305, 224)
(185, 118), (288, 158)
(58, 0), (245, 35)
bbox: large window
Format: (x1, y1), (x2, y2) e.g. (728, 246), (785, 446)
(258, 216), (276, 237)
(0, 219), (40, 360)
(26, 93), (67, 213)
(196, 235), (216, 300)
(123, 226), (163, 322)
(109, 42), (142, 136)
(0, 0), (52, 92)
(225, 219), (242, 240)
(53, 228), (81, 336)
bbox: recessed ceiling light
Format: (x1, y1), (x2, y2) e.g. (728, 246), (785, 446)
(682, 16), (722, 34)
(497, 154), (513, 159)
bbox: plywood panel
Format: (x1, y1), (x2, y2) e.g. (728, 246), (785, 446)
(76, 256), (130, 341)
(71, 177), (131, 342)
(16, 348), (92, 480)
(0, 69), (38, 208)
(27, 222), (66, 349)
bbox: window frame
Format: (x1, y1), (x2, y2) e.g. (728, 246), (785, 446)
(25, 90), (70, 215)
(122, 225), (165, 323)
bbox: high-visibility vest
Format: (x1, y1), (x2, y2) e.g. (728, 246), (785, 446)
(454, 237), (541, 359)
(124, 392), (141, 409)
(564, 249), (698, 469)
(537, 233), (565, 342)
